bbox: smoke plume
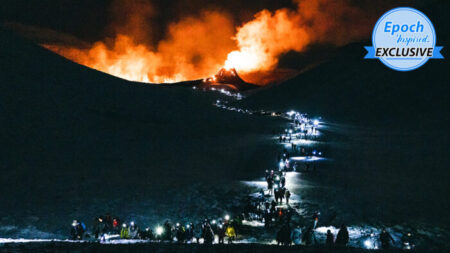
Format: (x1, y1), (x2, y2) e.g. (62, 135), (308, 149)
(44, 0), (376, 84)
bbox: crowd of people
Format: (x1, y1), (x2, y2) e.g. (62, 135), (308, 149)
(269, 112), (397, 249)
(70, 215), (238, 245)
(69, 110), (399, 249)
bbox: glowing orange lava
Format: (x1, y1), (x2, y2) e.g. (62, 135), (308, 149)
(43, 0), (372, 85)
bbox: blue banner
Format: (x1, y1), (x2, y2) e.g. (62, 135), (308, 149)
(364, 46), (444, 59)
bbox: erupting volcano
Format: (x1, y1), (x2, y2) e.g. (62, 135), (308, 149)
(39, 0), (375, 88)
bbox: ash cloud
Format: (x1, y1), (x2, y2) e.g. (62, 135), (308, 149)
(8, 0), (398, 84)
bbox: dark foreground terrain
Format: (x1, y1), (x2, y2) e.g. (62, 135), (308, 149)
(0, 242), (445, 253)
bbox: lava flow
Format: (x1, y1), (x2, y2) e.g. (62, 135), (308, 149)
(42, 0), (374, 85)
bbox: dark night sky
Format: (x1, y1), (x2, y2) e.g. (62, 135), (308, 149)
(0, 0), (297, 43)
(1, 0), (431, 44)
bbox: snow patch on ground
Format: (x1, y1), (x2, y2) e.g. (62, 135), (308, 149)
(242, 220), (265, 227)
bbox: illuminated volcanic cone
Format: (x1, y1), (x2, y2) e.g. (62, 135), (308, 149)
(203, 68), (258, 91)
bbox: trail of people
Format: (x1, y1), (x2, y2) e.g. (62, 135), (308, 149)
(0, 99), (428, 251)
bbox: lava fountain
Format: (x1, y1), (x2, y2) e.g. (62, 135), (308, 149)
(43, 0), (374, 85)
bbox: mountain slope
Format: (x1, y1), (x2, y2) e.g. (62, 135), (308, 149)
(238, 1), (450, 127)
(0, 29), (280, 236)
(238, 42), (449, 127)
